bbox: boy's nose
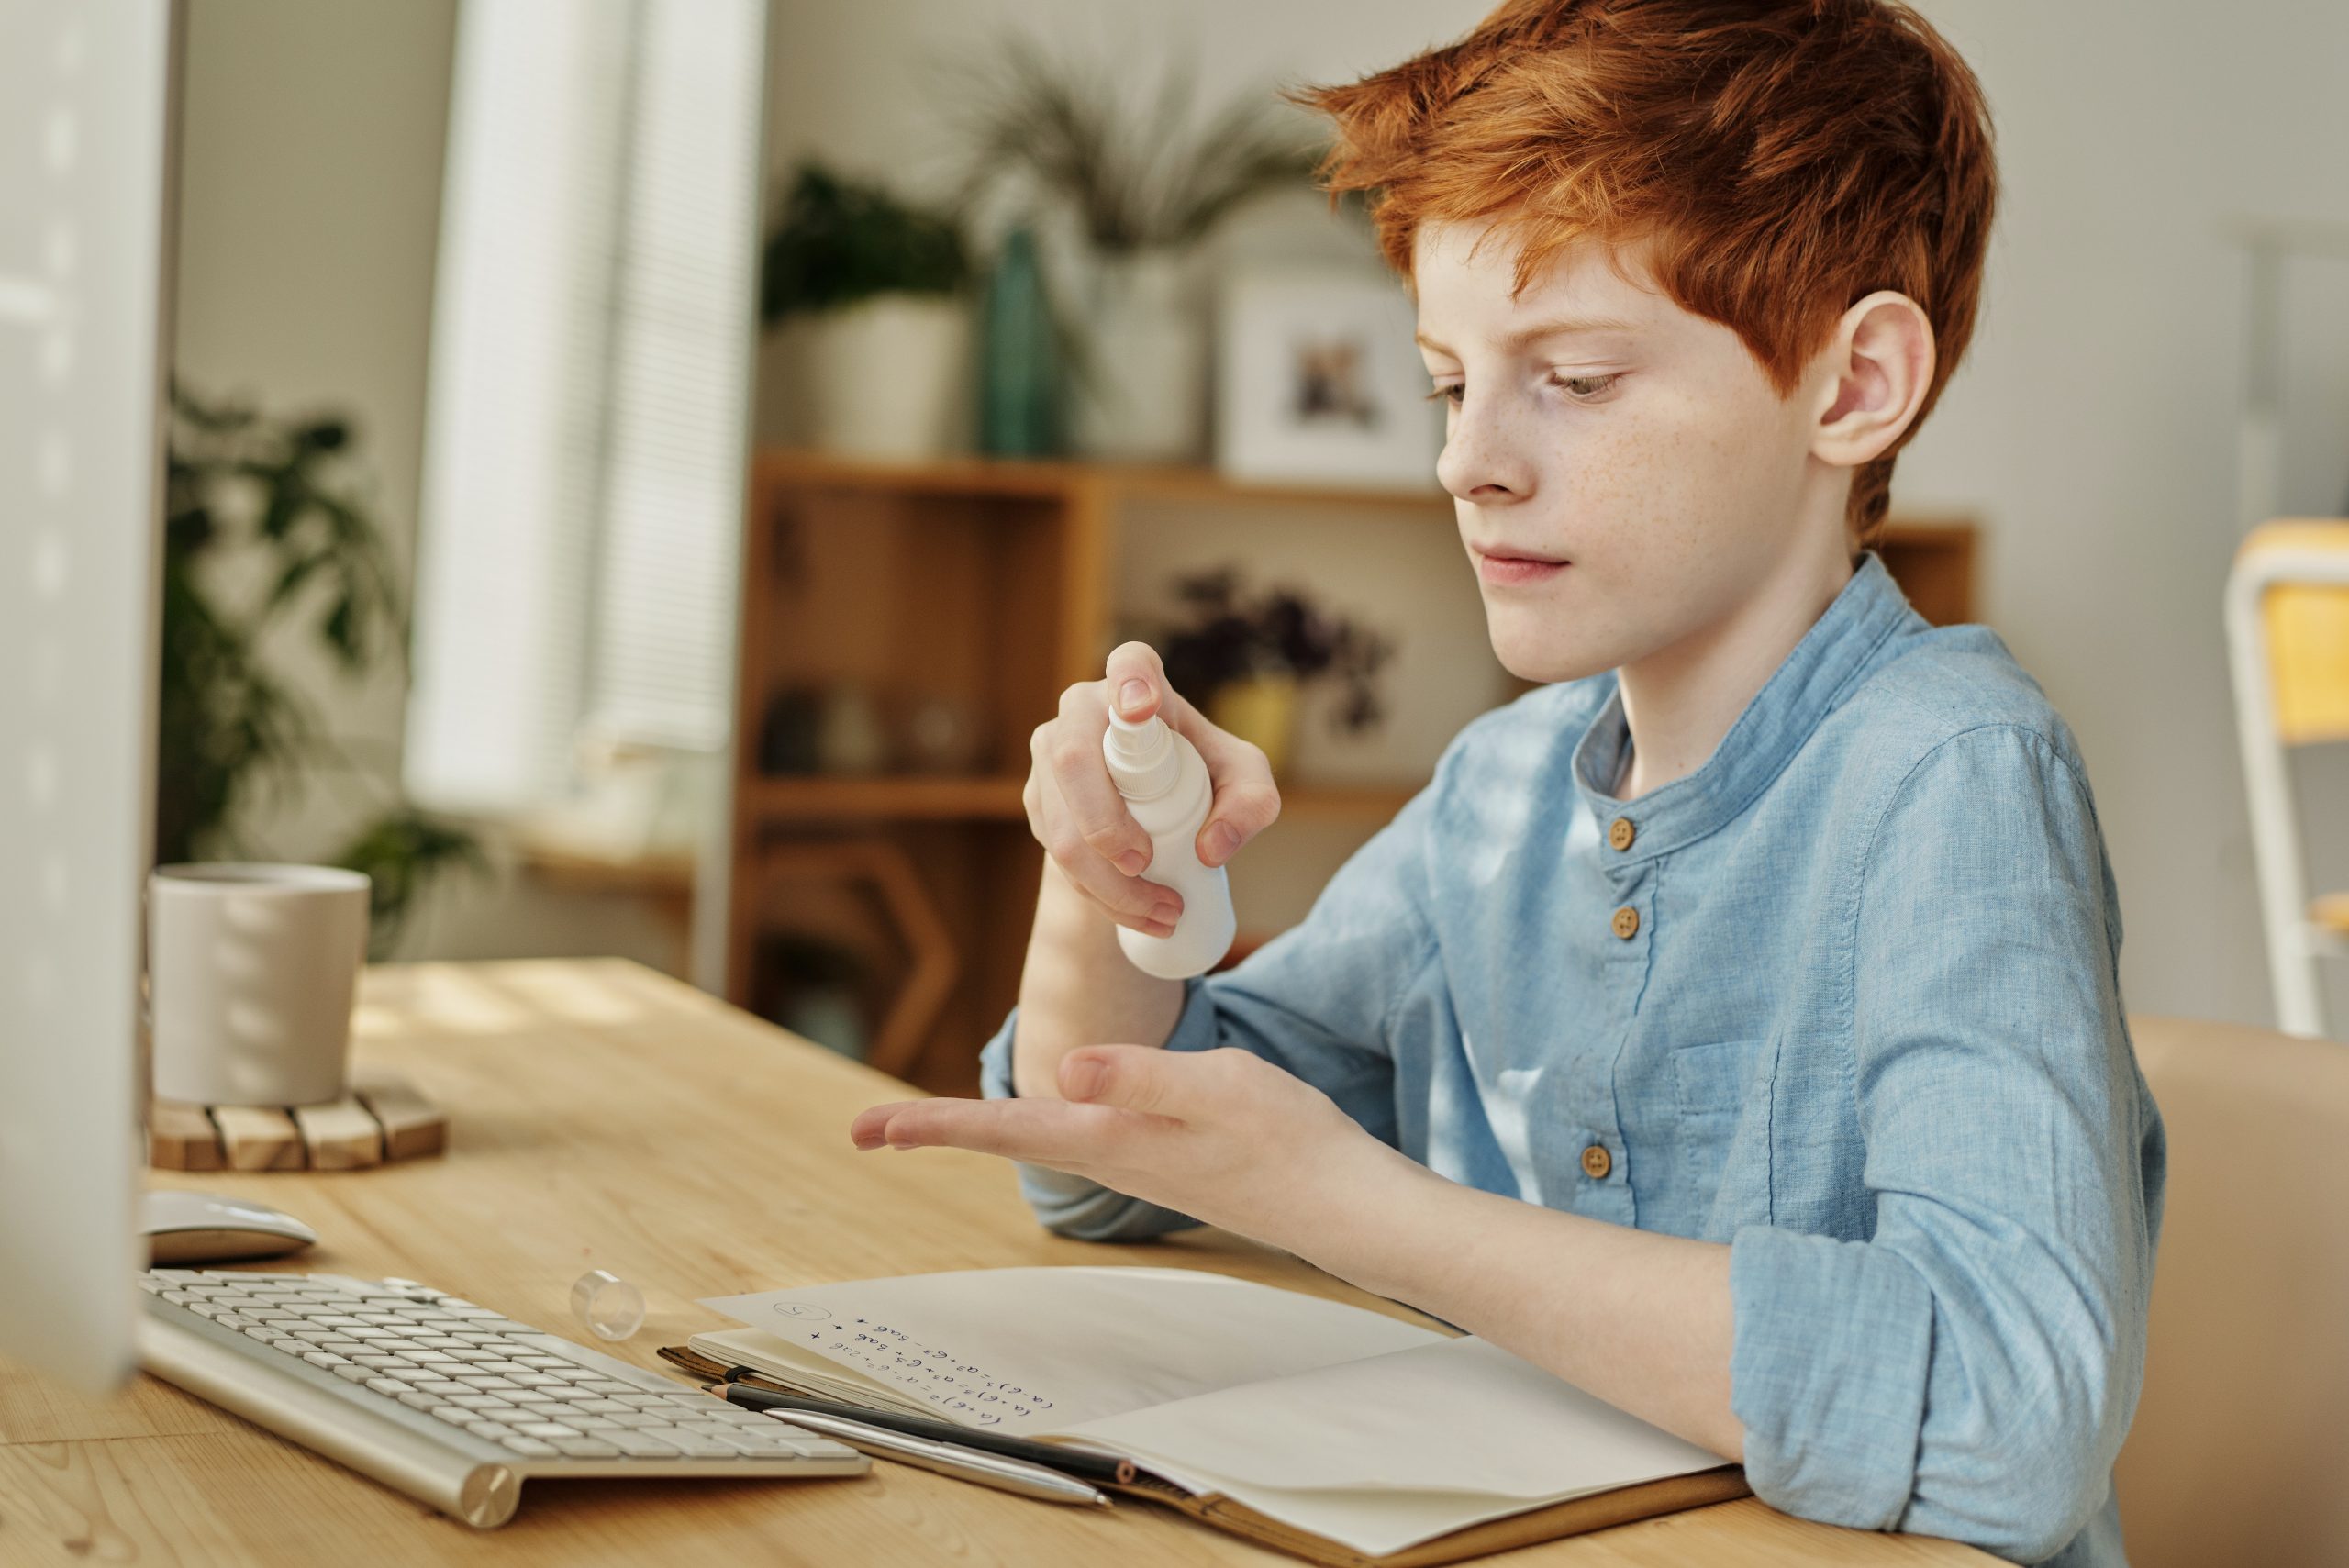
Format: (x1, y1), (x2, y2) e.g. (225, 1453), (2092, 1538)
(1435, 400), (1535, 505)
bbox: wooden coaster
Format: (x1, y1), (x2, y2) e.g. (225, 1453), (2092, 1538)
(147, 1071), (448, 1173)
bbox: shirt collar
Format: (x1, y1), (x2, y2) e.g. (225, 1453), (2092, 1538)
(1569, 550), (1919, 863)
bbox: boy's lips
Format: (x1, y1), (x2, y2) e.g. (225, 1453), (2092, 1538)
(1472, 542), (1569, 585)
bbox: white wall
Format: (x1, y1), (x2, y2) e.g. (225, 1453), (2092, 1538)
(764, 0), (2349, 1029)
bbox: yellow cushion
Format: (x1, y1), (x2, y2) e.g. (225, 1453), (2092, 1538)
(2243, 521), (2349, 745)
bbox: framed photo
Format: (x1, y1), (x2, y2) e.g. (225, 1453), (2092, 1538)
(1214, 267), (1445, 492)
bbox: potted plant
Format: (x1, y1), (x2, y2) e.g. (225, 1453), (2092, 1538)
(161, 382), (484, 957)
(940, 39), (1324, 462)
(1154, 567), (1395, 778)
(761, 162), (974, 459)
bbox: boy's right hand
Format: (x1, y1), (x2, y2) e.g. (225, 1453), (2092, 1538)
(1023, 640), (1281, 939)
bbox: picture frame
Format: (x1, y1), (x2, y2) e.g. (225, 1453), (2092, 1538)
(1213, 267), (1446, 492)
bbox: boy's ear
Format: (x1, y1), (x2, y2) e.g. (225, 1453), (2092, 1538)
(1808, 290), (1936, 470)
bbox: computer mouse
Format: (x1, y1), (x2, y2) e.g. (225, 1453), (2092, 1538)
(140, 1190), (319, 1264)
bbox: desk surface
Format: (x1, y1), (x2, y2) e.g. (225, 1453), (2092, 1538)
(0, 960), (1992, 1566)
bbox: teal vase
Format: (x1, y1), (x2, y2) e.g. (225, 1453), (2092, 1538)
(977, 225), (1063, 457)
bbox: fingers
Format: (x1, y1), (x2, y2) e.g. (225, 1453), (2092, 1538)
(849, 1093), (1152, 1165)
(1181, 725), (1282, 869)
(1044, 682), (1152, 874)
(1058, 1043), (1252, 1122)
(1032, 767), (1184, 934)
(1102, 640), (1168, 725)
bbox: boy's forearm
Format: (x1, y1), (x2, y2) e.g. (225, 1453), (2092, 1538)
(1291, 1156), (1743, 1461)
(1009, 855), (1186, 1098)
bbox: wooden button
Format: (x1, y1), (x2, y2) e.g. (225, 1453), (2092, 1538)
(1608, 817), (1636, 851)
(1610, 906), (1640, 940)
(1580, 1144), (1612, 1180)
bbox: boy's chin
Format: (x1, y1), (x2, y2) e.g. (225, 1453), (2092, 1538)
(1487, 628), (1616, 687)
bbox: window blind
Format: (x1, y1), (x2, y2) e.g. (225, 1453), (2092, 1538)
(406, 0), (762, 813)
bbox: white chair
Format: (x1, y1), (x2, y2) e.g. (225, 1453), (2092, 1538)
(2223, 519), (2349, 1037)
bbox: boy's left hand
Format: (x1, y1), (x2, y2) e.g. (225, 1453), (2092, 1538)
(848, 1046), (1410, 1251)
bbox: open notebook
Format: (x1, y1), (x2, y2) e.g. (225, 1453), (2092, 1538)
(664, 1266), (1744, 1567)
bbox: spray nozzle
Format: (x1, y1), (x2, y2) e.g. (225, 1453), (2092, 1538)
(1103, 709), (1183, 799)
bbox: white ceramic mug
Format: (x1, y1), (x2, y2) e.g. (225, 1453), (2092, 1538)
(148, 863), (372, 1106)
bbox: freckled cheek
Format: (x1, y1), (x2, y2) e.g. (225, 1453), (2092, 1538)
(1549, 425), (1705, 551)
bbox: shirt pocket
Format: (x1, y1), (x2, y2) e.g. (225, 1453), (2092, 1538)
(1672, 1037), (1768, 1197)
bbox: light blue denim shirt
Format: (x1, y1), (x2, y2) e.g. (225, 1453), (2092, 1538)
(975, 550), (2165, 1567)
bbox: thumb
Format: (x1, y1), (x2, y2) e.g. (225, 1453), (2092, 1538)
(1059, 1044), (1206, 1120)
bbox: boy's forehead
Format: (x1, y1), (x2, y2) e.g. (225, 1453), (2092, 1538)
(1412, 218), (1670, 346)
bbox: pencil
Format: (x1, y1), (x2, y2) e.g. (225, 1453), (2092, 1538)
(707, 1379), (1137, 1485)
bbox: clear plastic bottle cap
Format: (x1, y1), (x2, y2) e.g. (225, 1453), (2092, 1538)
(570, 1269), (645, 1340)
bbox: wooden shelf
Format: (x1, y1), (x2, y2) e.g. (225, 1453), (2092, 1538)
(752, 447), (1453, 514)
(749, 773), (1029, 820)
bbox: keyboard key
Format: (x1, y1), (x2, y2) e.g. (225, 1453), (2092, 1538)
(395, 1391), (441, 1411)
(607, 1430), (685, 1457)
(331, 1364), (372, 1383)
(515, 1422), (582, 1440)
(299, 1351), (351, 1369)
(430, 1406), (475, 1425)
(409, 1379), (470, 1396)
(640, 1427), (736, 1457)
(507, 1373), (563, 1388)
(551, 1437), (622, 1459)
(465, 1420), (516, 1441)
(498, 1437), (559, 1458)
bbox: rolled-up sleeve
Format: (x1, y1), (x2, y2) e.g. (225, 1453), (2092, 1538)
(975, 769), (1447, 1243)
(1728, 724), (2164, 1564)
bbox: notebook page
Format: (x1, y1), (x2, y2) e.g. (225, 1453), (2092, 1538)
(1061, 1335), (1727, 1557)
(699, 1266), (1443, 1432)
(686, 1327), (938, 1417)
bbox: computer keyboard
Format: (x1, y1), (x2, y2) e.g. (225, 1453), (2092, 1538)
(137, 1267), (868, 1526)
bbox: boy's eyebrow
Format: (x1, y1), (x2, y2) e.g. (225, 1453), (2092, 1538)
(1414, 314), (1640, 356)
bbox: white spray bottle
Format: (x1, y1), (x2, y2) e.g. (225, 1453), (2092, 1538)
(1102, 707), (1237, 979)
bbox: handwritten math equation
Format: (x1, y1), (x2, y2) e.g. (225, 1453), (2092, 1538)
(775, 1310), (1056, 1426)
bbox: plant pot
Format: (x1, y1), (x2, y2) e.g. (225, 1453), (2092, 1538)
(1067, 247), (1208, 462)
(1208, 673), (1301, 779)
(799, 294), (972, 459)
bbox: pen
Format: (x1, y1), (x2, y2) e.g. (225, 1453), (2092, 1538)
(708, 1380), (1136, 1485)
(729, 1399), (1113, 1507)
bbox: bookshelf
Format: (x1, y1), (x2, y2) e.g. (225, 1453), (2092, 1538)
(725, 448), (1976, 1095)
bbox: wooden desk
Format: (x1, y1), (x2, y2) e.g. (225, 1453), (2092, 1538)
(0, 960), (1994, 1566)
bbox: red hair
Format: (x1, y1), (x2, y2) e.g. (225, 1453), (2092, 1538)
(1284, 0), (1998, 544)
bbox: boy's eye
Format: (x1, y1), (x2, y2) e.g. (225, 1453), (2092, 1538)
(1421, 373), (1621, 406)
(1550, 373), (1620, 400)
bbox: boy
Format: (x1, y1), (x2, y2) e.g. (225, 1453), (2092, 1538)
(850, 4), (2165, 1563)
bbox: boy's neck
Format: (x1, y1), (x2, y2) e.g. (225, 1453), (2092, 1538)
(1610, 539), (1858, 802)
